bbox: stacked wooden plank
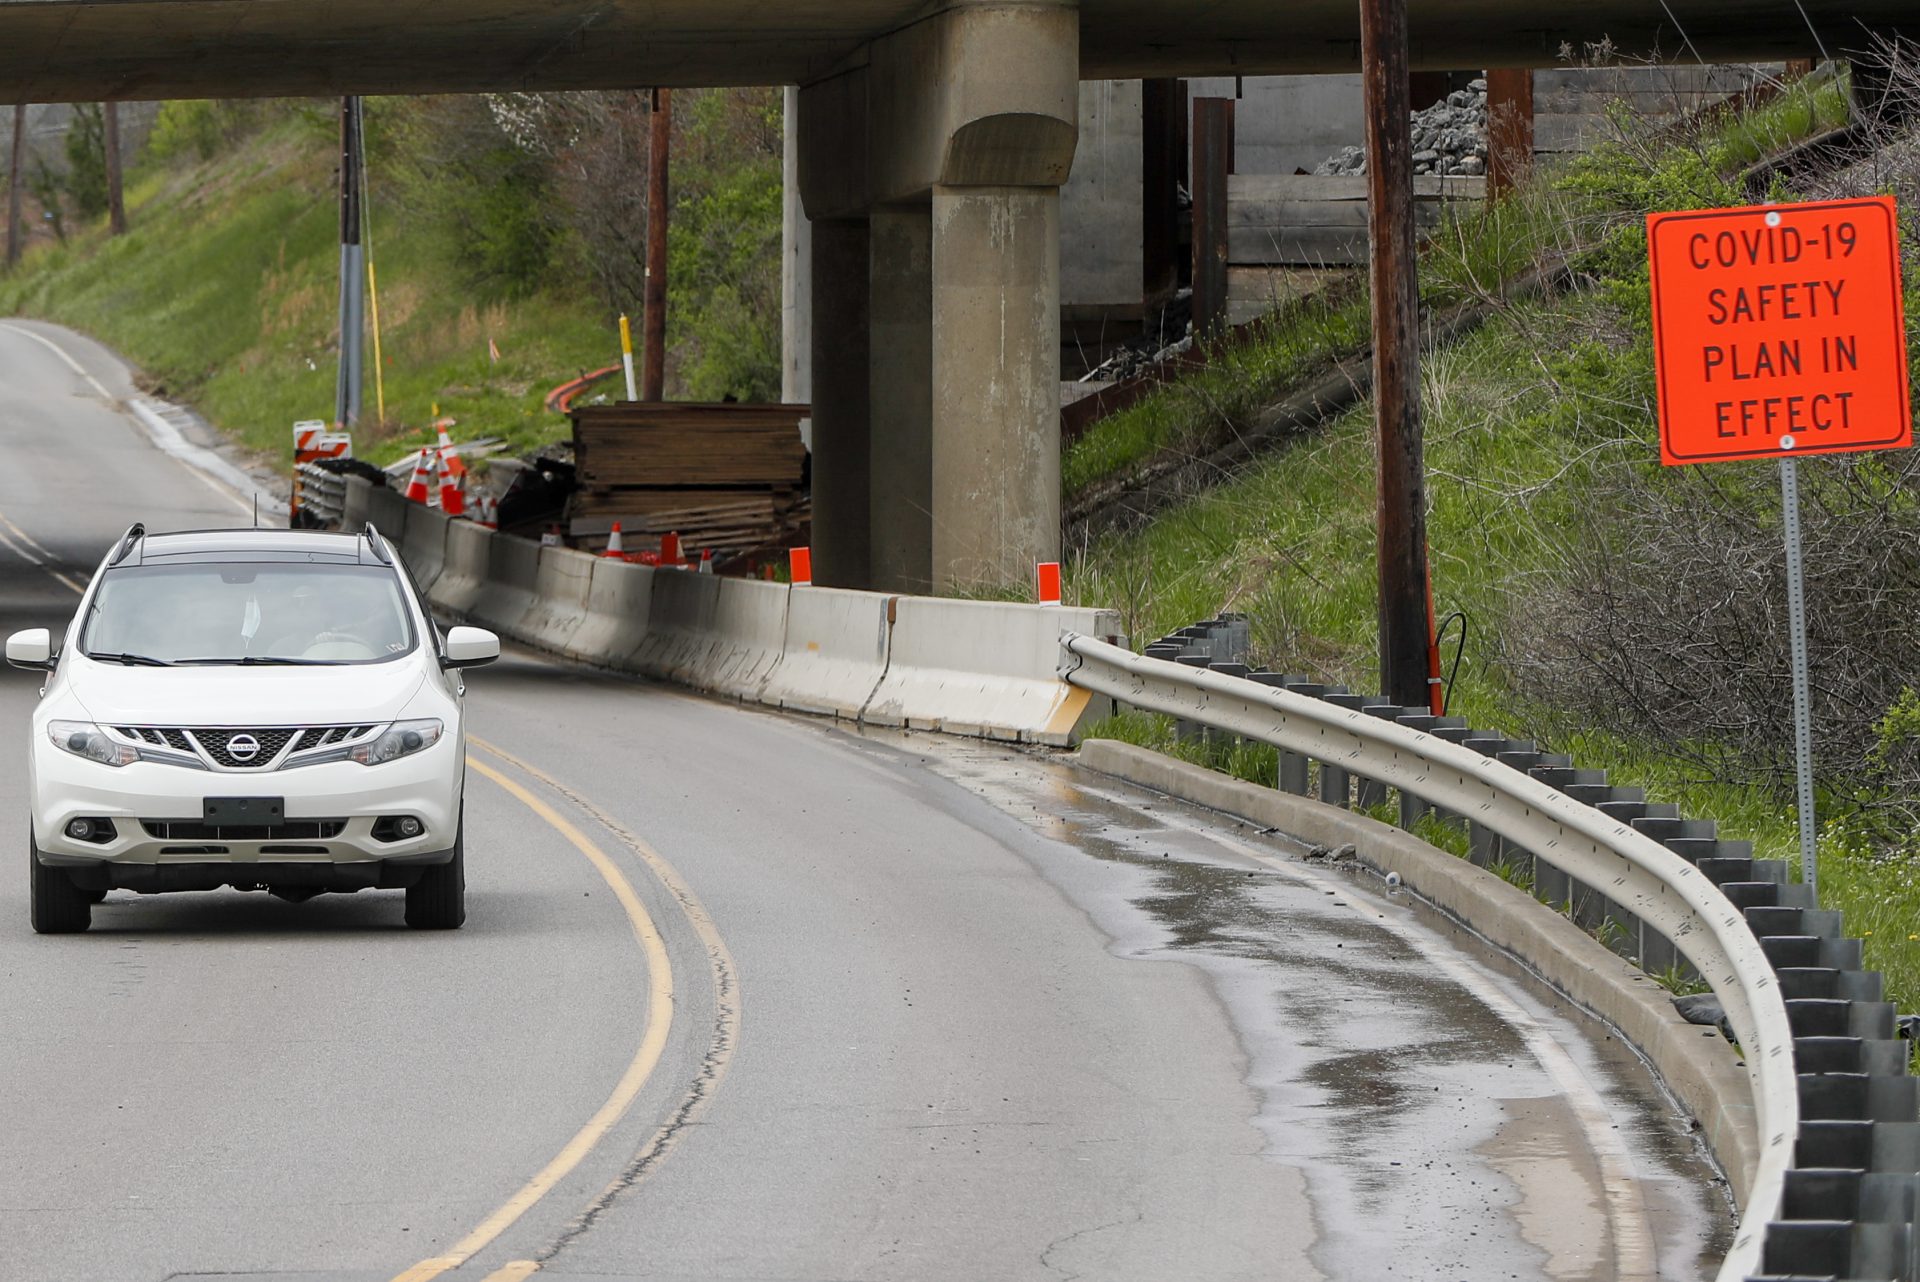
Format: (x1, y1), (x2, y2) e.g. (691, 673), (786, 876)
(567, 402), (809, 557)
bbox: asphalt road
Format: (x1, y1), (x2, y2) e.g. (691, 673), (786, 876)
(0, 319), (1732, 1281)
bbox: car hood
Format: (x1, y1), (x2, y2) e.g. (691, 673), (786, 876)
(62, 658), (430, 727)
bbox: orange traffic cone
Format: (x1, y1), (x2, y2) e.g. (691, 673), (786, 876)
(403, 449), (433, 504)
(660, 531), (685, 568)
(604, 522), (626, 558)
(434, 420), (467, 479)
(476, 494), (499, 530)
(697, 548), (713, 574)
(437, 450), (466, 516)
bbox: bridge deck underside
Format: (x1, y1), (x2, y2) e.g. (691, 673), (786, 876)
(0, 0), (1899, 103)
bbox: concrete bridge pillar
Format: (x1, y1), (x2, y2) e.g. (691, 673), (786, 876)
(807, 218), (872, 588)
(869, 202), (935, 593)
(798, 1), (1079, 593)
(931, 184), (1062, 588)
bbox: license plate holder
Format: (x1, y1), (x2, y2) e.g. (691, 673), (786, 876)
(203, 796), (284, 826)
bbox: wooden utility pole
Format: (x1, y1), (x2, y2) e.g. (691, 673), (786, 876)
(6, 104), (24, 267)
(642, 87), (672, 401)
(1189, 97), (1233, 342)
(102, 102), (126, 236)
(1360, 0), (1433, 709)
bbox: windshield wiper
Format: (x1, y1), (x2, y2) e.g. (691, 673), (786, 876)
(87, 651), (175, 667)
(175, 656), (340, 666)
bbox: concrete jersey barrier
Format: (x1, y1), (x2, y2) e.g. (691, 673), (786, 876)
(430, 518), (492, 619)
(397, 504), (450, 594)
(565, 556), (655, 667)
(866, 599), (1124, 745)
(338, 473), (1122, 745)
(520, 546), (595, 656)
(365, 484), (410, 547)
(631, 568), (724, 685)
(469, 533), (542, 637)
(700, 576), (791, 702)
(760, 585), (895, 720)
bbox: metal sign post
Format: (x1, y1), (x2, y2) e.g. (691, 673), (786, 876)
(1778, 457), (1818, 895)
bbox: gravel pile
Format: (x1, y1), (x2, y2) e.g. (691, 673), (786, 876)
(1314, 79), (1490, 178)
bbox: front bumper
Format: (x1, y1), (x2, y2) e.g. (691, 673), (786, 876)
(30, 734), (462, 865)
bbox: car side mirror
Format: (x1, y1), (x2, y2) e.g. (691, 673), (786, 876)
(6, 628), (54, 671)
(443, 626), (499, 669)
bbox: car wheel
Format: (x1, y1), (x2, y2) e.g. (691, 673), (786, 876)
(404, 808), (465, 930)
(29, 830), (91, 934)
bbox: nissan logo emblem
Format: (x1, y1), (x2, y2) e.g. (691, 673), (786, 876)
(227, 734), (261, 762)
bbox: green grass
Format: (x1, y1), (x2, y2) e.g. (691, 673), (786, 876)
(0, 116), (617, 469)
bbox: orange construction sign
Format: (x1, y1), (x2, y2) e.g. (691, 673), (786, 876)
(1646, 196), (1911, 465)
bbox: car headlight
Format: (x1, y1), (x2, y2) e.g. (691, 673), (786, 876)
(350, 719), (444, 766)
(48, 720), (139, 767)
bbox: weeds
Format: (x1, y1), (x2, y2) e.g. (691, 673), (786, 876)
(1650, 963), (1711, 997)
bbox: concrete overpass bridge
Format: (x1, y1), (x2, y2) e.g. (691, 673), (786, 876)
(2, 0), (1909, 591)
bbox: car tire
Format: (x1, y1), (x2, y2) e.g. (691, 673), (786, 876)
(404, 809), (465, 930)
(29, 831), (91, 934)
(83, 887), (108, 904)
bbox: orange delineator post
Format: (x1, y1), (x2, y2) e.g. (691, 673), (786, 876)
(1425, 560), (1444, 716)
(1036, 561), (1062, 605)
(789, 546), (812, 586)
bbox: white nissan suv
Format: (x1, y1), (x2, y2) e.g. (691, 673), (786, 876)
(8, 524), (498, 934)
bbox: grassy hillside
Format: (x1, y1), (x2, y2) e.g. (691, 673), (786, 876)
(2, 112), (609, 467)
(0, 93), (780, 470)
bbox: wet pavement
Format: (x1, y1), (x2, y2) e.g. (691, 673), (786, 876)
(875, 731), (1735, 1282)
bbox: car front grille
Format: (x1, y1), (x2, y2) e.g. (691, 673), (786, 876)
(114, 725), (379, 770)
(141, 819), (348, 841)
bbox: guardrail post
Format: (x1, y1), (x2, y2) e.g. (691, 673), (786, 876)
(1254, 672), (1316, 794)
(1173, 654), (1208, 741)
(1638, 923), (1680, 977)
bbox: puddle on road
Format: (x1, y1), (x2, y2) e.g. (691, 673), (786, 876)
(848, 729), (1733, 1282)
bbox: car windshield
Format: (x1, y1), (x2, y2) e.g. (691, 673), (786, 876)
(81, 561), (416, 665)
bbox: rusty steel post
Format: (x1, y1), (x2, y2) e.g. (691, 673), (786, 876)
(1189, 97), (1232, 342)
(5, 104), (23, 267)
(1140, 78), (1183, 304)
(1485, 68), (1534, 198)
(642, 87), (672, 402)
(1360, 0), (1433, 709)
(103, 101), (126, 236)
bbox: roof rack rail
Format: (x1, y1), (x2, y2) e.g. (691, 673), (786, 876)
(107, 523), (145, 567)
(363, 522), (393, 566)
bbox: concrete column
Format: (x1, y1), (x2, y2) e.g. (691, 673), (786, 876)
(868, 203), (933, 593)
(780, 87), (813, 430)
(808, 218), (871, 588)
(931, 185), (1062, 591)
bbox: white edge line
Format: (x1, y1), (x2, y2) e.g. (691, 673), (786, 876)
(124, 399), (269, 520)
(0, 321), (268, 521)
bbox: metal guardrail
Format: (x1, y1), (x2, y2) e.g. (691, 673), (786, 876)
(1058, 631), (1797, 1282)
(296, 464), (348, 528)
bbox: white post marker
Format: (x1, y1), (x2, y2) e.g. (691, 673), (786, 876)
(619, 313), (639, 402)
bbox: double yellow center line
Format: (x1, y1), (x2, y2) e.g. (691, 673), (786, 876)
(390, 738), (738, 1281)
